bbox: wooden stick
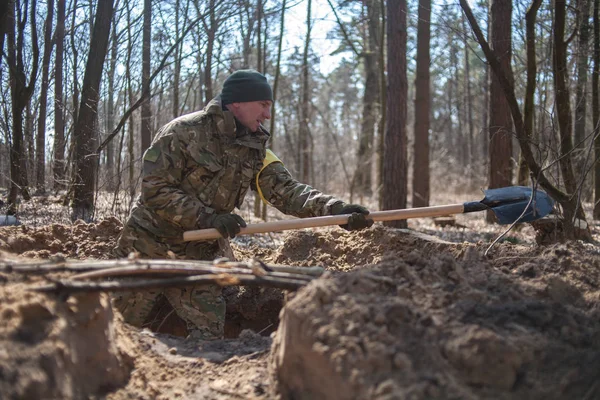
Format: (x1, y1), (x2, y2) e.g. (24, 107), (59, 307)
(71, 264), (314, 281)
(183, 204), (465, 241)
(2, 258), (324, 277)
(32, 273), (310, 294)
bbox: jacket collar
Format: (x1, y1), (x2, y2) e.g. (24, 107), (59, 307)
(205, 96), (270, 148)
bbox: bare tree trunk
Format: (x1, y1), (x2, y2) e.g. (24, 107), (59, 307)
(554, 1), (578, 197)
(355, 0), (381, 199)
(412, 0), (430, 207)
(254, 0), (264, 219)
(206, 0), (215, 102)
(0, 1), (11, 60)
(377, 0), (386, 207)
(460, 0), (590, 240)
(463, 15), (474, 187)
(6, 0), (38, 214)
(70, 0), (114, 221)
(481, 62), (489, 164)
(35, 0), (54, 194)
(453, 43), (465, 167)
(574, 0), (591, 165)
(299, 0), (312, 183)
(487, 0), (513, 222)
(105, 7), (118, 192)
(140, 0), (152, 154)
(517, 0), (543, 186)
(594, 0), (600, 219)
(70, 0), (79, 126)
(383, 0), (407, 228)
(25, 101), (35, 186)
(53, 0), (66, 191)
(125, 2), (135, 201)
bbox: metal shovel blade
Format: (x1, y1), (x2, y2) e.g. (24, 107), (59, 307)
(478, 186), (554, 224)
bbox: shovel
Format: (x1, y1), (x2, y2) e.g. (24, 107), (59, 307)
(183, 186), (554, 242)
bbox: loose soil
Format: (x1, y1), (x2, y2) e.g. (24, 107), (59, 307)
(1, 210), (599, 399)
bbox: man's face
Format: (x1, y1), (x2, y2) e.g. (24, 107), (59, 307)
(227, 100), (272, 132)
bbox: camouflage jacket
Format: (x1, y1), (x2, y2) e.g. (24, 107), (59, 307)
(126, 96), (345, 242)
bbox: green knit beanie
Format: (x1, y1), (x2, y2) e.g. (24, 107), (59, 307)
(221, 69), (273, 105)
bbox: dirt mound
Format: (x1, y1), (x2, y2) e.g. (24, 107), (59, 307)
(0, 217), (123, 259)
(271, 241), (600, 399)
(268, 226), (455, 271)
(1, 218), (599, 399)
(0, 280), (133, 399)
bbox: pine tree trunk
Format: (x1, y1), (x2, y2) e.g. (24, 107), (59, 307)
(140, 0), (152, 154)
(382, 0), (407, 228)
(487, 0), (513, 222)
(300, 0), (312, 184)
(53, 0), (66, 191)
(594, 0), (600, 219)
(412, 0), (430, 207)
(71, 0), (114, 221)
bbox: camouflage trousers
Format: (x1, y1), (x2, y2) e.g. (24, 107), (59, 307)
(113, 221), (233, 340)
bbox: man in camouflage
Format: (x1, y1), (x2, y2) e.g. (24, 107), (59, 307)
(114, 69), (373, 340)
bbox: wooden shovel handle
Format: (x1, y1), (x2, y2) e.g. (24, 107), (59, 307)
(183, 203), (465, 242)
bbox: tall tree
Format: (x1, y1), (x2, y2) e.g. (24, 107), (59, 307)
(299, 0), (312, 183)
(0, 1), (13, 70)
(358, 0), (381, 198)
(327, 0), (381, 198)
(594, 0), (600, 219)
(35, 0), (55, 193)
(574, 0), (591, 163)
(104, 1), (120, 192)
(517, 0), (543, 185)
(554, 0), (579, 197)
(140, 0), (152, 153)
(377, 0), (386, 205)
(382, 0), (407, 228)
(460, 0), (590, 239)
(52, 0), (66, 191)
(412, 0), (431, 207)
(487, 0), (513, 222)
(200, 0), (217, 103)
(6, 0), (39, 214)
(71, 0), (114, 221)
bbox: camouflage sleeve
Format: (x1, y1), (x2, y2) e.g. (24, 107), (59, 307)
(141, 131), (214, 231)
(254, 162), (345, 218)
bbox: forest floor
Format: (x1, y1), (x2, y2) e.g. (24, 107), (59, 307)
(0, 190), (600, 399)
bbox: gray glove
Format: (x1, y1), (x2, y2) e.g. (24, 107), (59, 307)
(333, 204), (374, 231)
(209, 213), (247, 238)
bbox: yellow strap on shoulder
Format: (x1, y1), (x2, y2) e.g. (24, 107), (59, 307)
(256, 149), (283, 206)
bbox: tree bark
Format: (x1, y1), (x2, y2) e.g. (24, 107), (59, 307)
(355, 0), (381, 199)
(574, 0), (591, 161)
(517, 0), (543, 186)
(554, 1), (579, 197)
(70, 0), (114, 221)
(299, 0), (312, 183)
(383, 0), (407, 228)
(6, 0), (39, 214)
(377, 0), (386, 207)
(460, 0), (590, 240)
(594, 0), (600, 219)
(104, 8), (118, 192)
(52, 0), (66, 191)
(412, 0), (431, 207)
(35, 0), (55, 194)
(140, 0), (152, 154)
(487, 0), (513, 224)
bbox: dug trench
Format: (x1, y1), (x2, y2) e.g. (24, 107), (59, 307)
(0, 219), (599, 399)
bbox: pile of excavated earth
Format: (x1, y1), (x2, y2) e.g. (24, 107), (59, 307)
(0, 217), (599, 399)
